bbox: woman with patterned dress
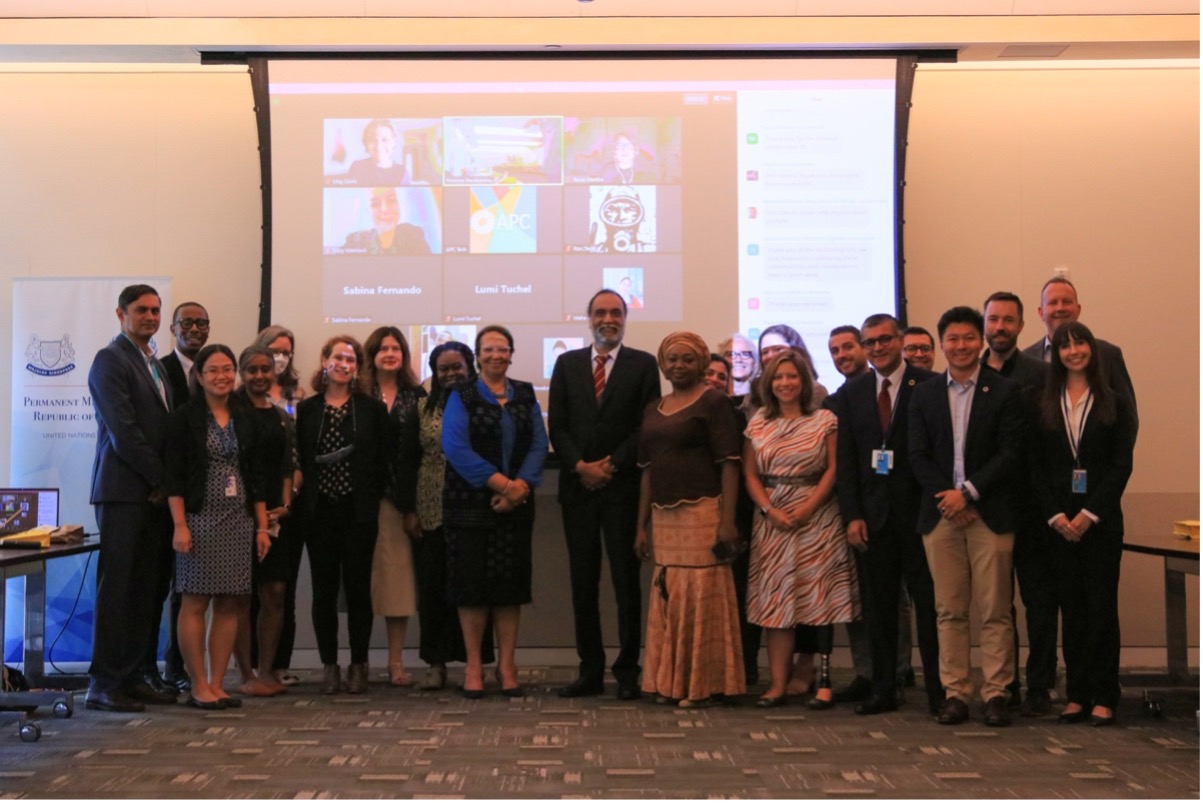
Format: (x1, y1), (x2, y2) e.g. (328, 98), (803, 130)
(296, 335), (392, 695)
(166, 344), (270, 709)
(365, 326), (427, 687)
(634, 332), (745, 708)
(442, 326), (548, 699)
(413, 341), (495, 691)
(743, 349), (861, 708)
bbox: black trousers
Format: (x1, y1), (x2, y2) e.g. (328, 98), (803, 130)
(1011, 522), (1060, 693)
(305, 496), (378, 665)
(861, 522), (941, 705)
(90, 501), (172, 694)
(412, 526), (494, 666)
(561, 491), (643, 684)
(271, 515), (306, 671)
(1053, 527), (1122, 709)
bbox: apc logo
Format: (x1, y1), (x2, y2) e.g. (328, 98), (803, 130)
(470, 208), (534, 235)
(24, 334), (77, 377)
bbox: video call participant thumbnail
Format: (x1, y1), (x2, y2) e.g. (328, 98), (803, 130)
(443, 116), (563, 186)
(324, 187), (440, 256)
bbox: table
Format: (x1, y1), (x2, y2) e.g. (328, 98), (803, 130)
(1123, 530), (1199, 684)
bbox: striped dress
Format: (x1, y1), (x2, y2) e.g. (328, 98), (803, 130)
(744, 408), (861, 629)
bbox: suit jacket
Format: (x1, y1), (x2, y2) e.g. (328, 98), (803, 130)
(163, 396), (268, 515)
(908, 368), (1023, 536)
(1031, 391), (1136, 536)
(295, 393), (392, 524)
(548, 344), (661, 506)
(1022, 335), (1137, 428)
(160, 351), (192, 407)
(88, 335), (173, 504)
(834, 363), (937, 534)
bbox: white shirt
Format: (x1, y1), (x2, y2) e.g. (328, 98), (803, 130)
(175, 347), (195, 378)
(591, 342), (621, 384)
(945, 367), (981, 500)
(1051, 384), (1100, 525)
(874, 360), (907, 425)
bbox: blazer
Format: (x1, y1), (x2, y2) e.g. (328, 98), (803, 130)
(88, 335), (173, 504)
(833, 363), (937, 534)
(1031, 390), (1136, 535)
(908, 368), (1023, 536)
(547, 344), (661, 505)
(295, 393), (392, 524)
(163, 396), (268, 515)
(160, 350), (193, 408)
(1022, 335), (1137, 428)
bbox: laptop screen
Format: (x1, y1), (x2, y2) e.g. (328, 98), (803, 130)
(0, 488), (60, 535)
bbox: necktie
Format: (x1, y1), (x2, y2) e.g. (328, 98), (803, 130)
(593, 354), (610, 400)
(878, 377), (892, 435)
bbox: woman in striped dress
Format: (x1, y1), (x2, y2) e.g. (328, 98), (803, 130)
(743, 349), (861, 708)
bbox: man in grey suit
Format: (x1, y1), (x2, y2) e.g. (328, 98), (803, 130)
(550, 289), (660, 700)
(86, 284), (179, 712)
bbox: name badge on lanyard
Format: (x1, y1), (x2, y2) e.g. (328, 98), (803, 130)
(225, 475), (238, 497)
(1063, 389), (1092, 496)
(871, 449), (894, 475)
(1071, 469), (1088, 495)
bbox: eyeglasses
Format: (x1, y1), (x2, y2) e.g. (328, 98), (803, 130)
(903, 344), (934, 355)
(860, 334), (896, 349)
(724, 350), (754, 360)
(177, 318), (210, 331)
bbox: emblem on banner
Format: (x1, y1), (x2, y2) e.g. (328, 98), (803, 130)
(24, 334), (77, 377)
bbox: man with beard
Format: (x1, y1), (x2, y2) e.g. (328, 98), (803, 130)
(827, 325), (870, 382)
(982, 291), (1055, 716)
(550, 289), (661, 700)
(719, 333), (758, 396)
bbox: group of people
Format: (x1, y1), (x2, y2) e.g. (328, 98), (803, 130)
(84, 278), (1136, 729)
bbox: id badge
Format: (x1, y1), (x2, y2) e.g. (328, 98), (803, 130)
(225, 475), (238, 497)
(871, 449), (894, 475)
(1071, 469), (1088, 494)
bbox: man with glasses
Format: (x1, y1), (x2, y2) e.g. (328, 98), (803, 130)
(155, 302), (210, 692)
(902, 327), (936, 372)
(830, 314), (943, 717)
(718, 333), (758, 396)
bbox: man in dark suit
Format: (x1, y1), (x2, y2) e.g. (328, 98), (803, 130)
(549, 289), (660, 700)
(86, 284), (179, 712)
(833, 314), (942, 716)
(155, 301), (209, 691)
(909, 306), (1023, 727)
(982, 292), (1055, 717)
(1022, 276), (1136, 426)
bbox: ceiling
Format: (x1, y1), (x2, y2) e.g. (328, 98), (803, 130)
(0, 0), (1196, 65)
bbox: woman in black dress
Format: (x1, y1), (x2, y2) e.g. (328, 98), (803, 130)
(296, 335), (391, 694)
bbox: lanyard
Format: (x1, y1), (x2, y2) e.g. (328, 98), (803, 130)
(1061, 388), (1092, 466)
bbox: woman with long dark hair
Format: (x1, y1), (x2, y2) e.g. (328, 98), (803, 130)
(295, 335), (391, 694)
(1034, 322), (1136, 727)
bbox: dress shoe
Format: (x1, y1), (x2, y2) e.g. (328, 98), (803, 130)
(346, 663), (369, 694)
(164, 672), (192, 693)
(1090, 712), (1116, 727)
(756, 694), (787, 708)
(460, 687), (485, 700)
(808, 692), (836, 711)
(142, 672), (178, 696)
(124, 679), (178, 705)
(936, 697), (970, 725)
(982, 695), (1011, 727)
(215, 695), (242, 708)
(1021, 689), (1052, 717)
(85, 690), (145, 713)
(855, 693), (898, 715)
(557, 677), (604, 698)
(1058, 706), (1088, 724)
(832, 675), (873, 704)
(616, 681), (642, 701)
(319, 664), (342, 695)
(184, 696), (226, 711)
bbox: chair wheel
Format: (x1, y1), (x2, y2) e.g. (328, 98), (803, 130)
(19, 722), (41, 742)
(53, 700), (71, 718)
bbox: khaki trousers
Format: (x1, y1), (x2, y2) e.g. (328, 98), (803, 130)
(922, 517), (1015, 704)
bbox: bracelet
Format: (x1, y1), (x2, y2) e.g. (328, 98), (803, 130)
(502, 479), (513, 495)
(256, 528), (270, 535)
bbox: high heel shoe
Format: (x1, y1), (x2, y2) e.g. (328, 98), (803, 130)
(1058, 706), (1088, 724)
(495, 668), (524, 698)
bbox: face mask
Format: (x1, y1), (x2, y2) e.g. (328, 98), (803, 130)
(273, 354), (290, 376)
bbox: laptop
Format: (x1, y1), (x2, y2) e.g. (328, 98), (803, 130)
(0, 489), (60, 536)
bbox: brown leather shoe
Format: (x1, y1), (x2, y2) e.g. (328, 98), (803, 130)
(982, 695), (1011, 727)
(936, 696), (969, 725)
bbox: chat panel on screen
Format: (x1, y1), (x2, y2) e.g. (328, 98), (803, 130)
(443, 116), (564, 186)
(324, 117), (444, 186)
(323, 187), (443, 255)
(564, 116), (683, 185)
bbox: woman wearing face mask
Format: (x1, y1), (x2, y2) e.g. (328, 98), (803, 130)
(231, 346), (298, 698)
(411, 341), (495, 691)
(165, 345), (270, 709)
(295, 336), (392, 694)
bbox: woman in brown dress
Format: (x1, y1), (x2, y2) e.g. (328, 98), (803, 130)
(635, 332), (745, 708)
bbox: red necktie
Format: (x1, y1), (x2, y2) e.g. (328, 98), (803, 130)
(594, 354), (609, 400)
(878, 377), (892, 435)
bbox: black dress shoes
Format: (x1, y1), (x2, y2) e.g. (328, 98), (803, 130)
(854, 694), (898, 715)
(557, 677), (604, 698)
(832, 675), (873, 704)
(142, 672), (178, 696)
(1090, 712), (1117, 727)
(125, 679), (179, 705)
(184, 696), (226, 710)
(756, 695), (787, 708)
(982, 695), (1011, 727)
(85, 690), (145, 713)
(1058, 706), (1088, 724)
(164, 671), (192, 693)
(616, 681), (642, 701)
(1021, 689), (1052, 717)
(936, 697), (969, 725)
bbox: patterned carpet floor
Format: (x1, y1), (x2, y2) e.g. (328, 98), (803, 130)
(0, 667), (1197, 799)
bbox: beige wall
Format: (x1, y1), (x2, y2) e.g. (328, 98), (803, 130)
(0, 62), (1195, 655)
